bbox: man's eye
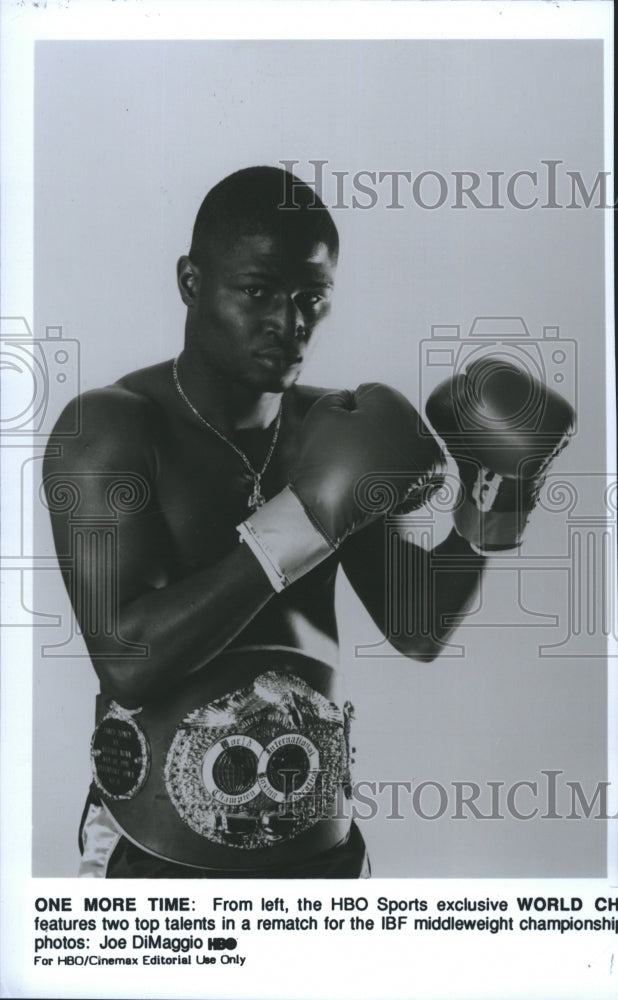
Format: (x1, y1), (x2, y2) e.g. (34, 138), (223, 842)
(243, 286), (267, 298)
(296, 292), (323, 308)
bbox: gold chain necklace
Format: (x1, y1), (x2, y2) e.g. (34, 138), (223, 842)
(172, 357), (282, 510)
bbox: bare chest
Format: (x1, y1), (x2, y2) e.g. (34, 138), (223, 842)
(152, 415), (299, 574)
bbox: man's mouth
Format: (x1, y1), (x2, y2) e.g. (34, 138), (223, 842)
(254, 349), (302, 369)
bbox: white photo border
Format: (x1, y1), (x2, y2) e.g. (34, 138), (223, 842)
(1, 2), (615, 999)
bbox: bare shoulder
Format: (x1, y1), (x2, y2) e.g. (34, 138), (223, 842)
(44, 361), (171, 475)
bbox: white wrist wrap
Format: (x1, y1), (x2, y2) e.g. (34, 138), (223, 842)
(237, 486), (334, 592)
(454, 496), (524, 553)
(453, 525), (489, 557)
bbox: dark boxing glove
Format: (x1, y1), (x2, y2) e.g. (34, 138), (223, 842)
(425, 358), (575, 552)
(238, 383), (446, 590)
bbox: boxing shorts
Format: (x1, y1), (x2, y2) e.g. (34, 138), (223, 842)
(84, 647), (367, 877)
(78, 792), (369, 878)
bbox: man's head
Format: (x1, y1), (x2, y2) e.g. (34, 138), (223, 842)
(187, 165), (339, 266)
(178, 167), (339, 393)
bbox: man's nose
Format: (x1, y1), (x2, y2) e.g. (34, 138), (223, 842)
(266, 294), (305, 341)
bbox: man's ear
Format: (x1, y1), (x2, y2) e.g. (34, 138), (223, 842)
(177, 256), (200, 307)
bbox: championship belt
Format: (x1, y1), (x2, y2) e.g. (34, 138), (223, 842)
(90, 647), (354, 869)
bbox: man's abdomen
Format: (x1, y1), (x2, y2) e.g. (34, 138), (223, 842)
(90, 647), (353, 871)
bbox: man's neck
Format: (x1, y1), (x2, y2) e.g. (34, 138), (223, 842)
(175, 348), (282, 433)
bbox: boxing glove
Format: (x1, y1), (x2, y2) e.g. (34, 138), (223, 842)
(425, 357), (575, 552)
(238, 383), (446, 590)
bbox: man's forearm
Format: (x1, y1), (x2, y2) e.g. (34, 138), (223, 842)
(407, 527), (486, 657)
(84, 543), (274, 707)
(340, 522), (486, 661)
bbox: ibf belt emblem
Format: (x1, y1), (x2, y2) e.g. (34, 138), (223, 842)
(164, 671), (352, 849)
(202, 731), (320, 806)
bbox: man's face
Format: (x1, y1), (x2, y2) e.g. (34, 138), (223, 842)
(188, 231), (337, 392)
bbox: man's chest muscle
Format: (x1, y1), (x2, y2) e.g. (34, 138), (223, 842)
(152, 433), (292, 574)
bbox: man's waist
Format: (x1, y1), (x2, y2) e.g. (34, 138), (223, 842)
(91, 646), (353, 869)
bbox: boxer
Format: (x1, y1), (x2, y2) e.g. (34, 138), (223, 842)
(43, 167), (574, 878)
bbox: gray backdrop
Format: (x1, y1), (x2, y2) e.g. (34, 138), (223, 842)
(32, 40), (608, 876)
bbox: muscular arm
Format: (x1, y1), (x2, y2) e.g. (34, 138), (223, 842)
(43, 389), (274, 708)
(339, 519), (485, 661)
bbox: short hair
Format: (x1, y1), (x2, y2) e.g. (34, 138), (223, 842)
(188, 166), (339, 264)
